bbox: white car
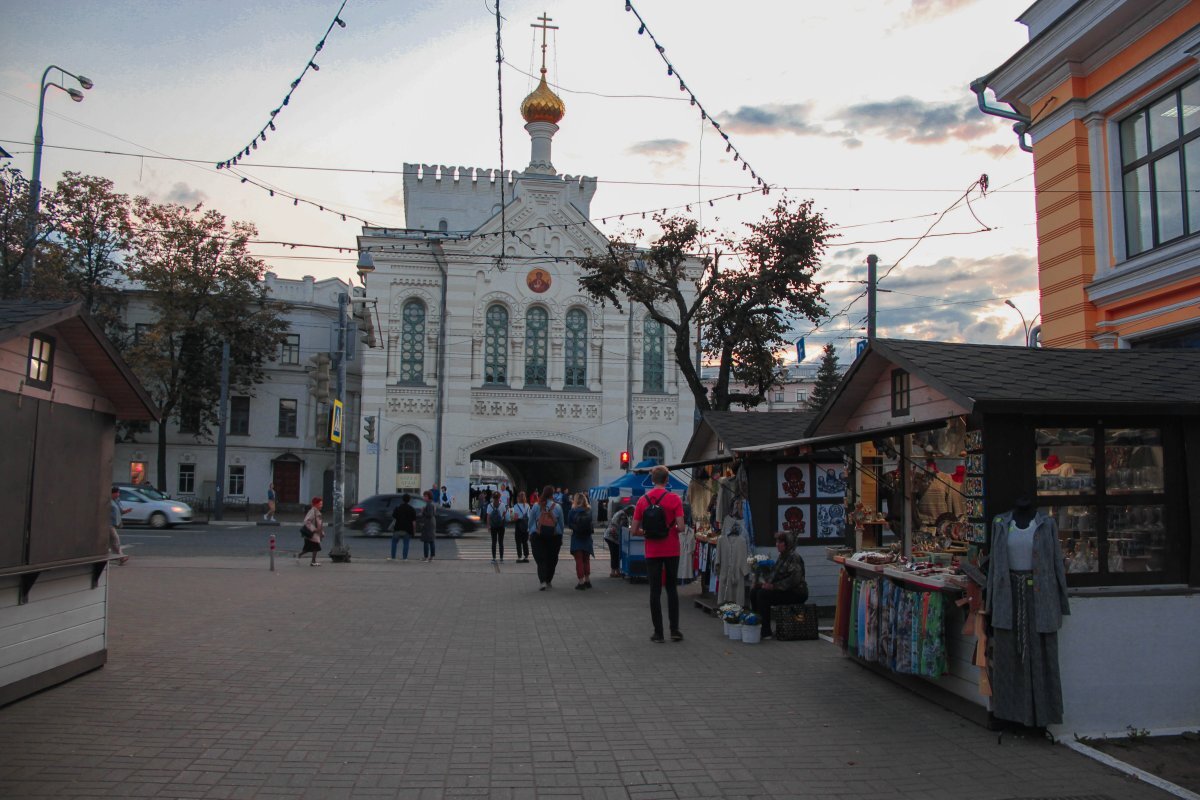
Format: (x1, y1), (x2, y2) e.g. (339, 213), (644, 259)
(117, 487), (193, 529)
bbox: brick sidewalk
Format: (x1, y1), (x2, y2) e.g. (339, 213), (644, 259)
(0, 557), (1167, 799)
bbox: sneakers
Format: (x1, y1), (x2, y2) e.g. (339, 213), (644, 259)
(575, 583), (586, 591)
(670, 630), (683, 642)
(584, 580), (592, 589)
(386, 557), (395, 561)
(310, 561), (320, 567)
(650, 633), (665, 643)
(539, 583), (548, 591)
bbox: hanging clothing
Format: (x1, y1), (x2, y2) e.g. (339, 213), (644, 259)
(716, 532), (750, 606)
(916, 470), (953, 525)
(678, 526), (696, 581)
(688, 477), (715, 532)
(987, 511), (1070, 727)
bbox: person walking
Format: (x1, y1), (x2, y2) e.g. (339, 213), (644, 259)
(604, 503), (629, 578)
(631, 466), (685, 642)
(568, 493), (595, 590)
(390, 494), (416, 561)
(420, 490), (438, 561)
(511, 491), (531, 563)
(108, 486), (130, 565)
(527, 484), (564, 590)
(485, 491), (508, 563)
(263, 482), (277, 522)
(299, 497), (325, 566)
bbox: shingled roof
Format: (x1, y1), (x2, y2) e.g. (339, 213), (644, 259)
(681, 410), (816, 462)
(0, 301), (158, 420)
(808, 338), (1200, 438)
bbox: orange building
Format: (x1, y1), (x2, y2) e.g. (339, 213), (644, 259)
(975, 0), (1200, 349)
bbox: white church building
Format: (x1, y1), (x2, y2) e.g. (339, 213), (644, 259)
(356, 38), (698, 507)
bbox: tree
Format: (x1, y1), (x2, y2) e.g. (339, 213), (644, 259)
(0, 165), (33, 299)
(806, 343), (842, 412)
(126, 199), (290, 489)
(577, 197), (833, 411)
(41, 172), (133, 335)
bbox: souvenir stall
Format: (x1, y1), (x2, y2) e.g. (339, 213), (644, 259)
(737, 338), (1200, 737)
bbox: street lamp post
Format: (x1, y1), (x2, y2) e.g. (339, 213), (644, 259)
(22, 65), (93, 294)
(1004, 299), (1031, 348)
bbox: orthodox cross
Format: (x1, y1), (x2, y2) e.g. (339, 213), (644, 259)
(531, 12), (558, 72)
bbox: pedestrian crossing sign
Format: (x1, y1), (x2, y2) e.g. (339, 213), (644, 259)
(330, 399), (344, 444)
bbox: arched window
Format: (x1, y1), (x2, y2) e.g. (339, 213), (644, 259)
(484, 304), (508, 384)
(398, 299), (425, 383)
(643, 440), (664, 465)
(397, 434), (421, 475)
(524, 306), (549, 386)
(643, 317), (665, 393)
(564, 308), (587, 389)
(438, 219), (448, 233)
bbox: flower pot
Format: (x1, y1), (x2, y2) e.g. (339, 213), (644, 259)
(723, 621), (733, 636)
(728, 623), (743, 641)
(741, 625), (761, 644)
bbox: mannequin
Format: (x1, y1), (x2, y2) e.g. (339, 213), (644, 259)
(986, 495), (1070, 727)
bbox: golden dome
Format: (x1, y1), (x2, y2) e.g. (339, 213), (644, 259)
(521, 70), (565, 124)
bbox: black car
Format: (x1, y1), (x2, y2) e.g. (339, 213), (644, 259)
(348, 494), (480, 537)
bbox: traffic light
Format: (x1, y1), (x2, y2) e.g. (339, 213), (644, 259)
(351, 291), (377, 349)
(306, 352), (332, 403)
(363, 415), (376, 444)
(620, 450), (630, 470)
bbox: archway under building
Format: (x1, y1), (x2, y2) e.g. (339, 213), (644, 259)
(470, 438), (599, 498)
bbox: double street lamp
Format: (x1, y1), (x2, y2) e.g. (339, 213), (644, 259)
(1004, 299), (1041, 348)
(22, 65), (94, 294)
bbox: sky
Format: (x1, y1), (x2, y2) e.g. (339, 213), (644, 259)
(0, 0), (1043, 363)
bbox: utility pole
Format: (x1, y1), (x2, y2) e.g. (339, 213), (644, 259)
(625, 304), (634, 469)
(213, 340), (230, 521)
(374, 405), (382, 496)
(866, 254), (878, 341)
(432, 242), (450, 498)
(328, 292), (351, 562)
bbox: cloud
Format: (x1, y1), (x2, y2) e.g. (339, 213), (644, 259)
(721, 103), (823, 136)
(839, 96), (997, 144)
(900, 0), (979, 25)
(717, 96), (1006, 148)
(164, 182), (207, 205)
(627, 138), (689, 169)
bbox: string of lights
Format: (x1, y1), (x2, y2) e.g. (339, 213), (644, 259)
(622, 1), (769, 194)
(215, 0), (351, 171)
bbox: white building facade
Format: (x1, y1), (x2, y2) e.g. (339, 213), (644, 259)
(356, 55), (698, 506)
(112, 273), (362, 511)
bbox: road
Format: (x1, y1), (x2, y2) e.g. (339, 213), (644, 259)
(119, 523), (519, 560)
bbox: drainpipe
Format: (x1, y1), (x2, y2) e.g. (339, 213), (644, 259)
(431, 240), (450, 498)
(970, 76), (1033, 154)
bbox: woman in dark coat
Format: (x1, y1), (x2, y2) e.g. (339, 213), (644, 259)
(420, 490), (438, 561)
(748, 530), (809, 638)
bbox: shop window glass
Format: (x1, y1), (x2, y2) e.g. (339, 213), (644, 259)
(399, 300), (425, 383)
(1034, 426), (1173, 585)
(483, 304), (508, 385)
(1104, 428), (1163, 494)
(1036, 428), (1095, 495)
(525, 306), (548, 386)
(130, 462), (147, 485)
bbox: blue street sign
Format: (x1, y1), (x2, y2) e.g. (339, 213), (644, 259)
(796, 337), (805, 362)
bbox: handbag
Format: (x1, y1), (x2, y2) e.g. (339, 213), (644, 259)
(774, 604), (820, 641)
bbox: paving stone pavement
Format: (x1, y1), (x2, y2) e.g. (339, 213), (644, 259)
(0, 556), (1170, 800)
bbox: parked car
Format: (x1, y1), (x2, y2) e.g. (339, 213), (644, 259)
(116, 486), (193, 529)
(115, 482), (170, 500)
(348, 494), (480, 537)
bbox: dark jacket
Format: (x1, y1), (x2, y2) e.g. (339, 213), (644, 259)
(986, 511), (1070, 632)
(419, 502), (436, 542)
(392, 502), (417, 536)
(769, 547), (807, 594)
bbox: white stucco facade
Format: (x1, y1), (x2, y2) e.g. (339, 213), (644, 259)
(356, 92), (698, 507)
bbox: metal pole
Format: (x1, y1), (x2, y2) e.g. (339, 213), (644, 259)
(21, 72), (53, 294)
(866, 254), (878, 341)
(214, 340), (230, 521)
(626, 305), (634, 464)
(433, 242), (450, 497)
(269, 534), (276, 572)
(329, 292), (351, 562)
(374, 405), (382, 496)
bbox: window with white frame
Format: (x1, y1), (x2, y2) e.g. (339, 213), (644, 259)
(796, 389), (808, 402)
(1120, 76), (1200, 257)
(774, 391), (785, 403)
(229, 465), (246, 497)
(281, 334), (300, 365)
(178, 463), (196, 495)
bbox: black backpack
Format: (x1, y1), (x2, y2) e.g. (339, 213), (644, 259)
(488, 503), (506, 529)
(641, 492), (670, 540)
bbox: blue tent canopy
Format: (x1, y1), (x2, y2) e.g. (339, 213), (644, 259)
(588, 459), (687, 502)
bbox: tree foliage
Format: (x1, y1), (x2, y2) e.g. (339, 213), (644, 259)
(127, 199), (290, 488)
(577, 197), (833, 412)
(806, 343), (842, 412)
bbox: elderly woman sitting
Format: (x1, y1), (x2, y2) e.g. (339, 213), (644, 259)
(748, 531), (809, 639)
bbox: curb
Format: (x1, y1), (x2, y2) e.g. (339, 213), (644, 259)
(1063, 739), (1200, 800)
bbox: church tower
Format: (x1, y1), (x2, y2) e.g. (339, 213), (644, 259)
(355, 14), (698, 508)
